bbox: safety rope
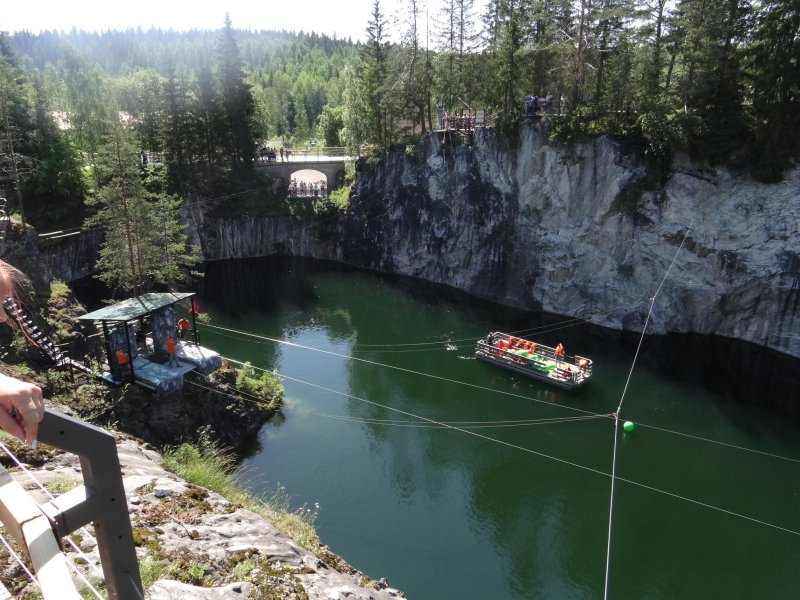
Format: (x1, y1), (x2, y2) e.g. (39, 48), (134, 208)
(0, 440), (105, 597)
(603, 228), (689, 599)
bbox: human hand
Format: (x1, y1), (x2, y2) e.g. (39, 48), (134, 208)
(0, 373), (44, 446)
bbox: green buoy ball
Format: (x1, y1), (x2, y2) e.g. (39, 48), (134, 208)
(623, 421), (635, 432)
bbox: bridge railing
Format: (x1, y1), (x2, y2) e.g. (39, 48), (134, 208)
(0, 409), (143, 600)
(281, 146), (347, 163)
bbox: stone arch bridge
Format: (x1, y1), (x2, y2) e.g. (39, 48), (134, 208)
(255, 155), (347, 191)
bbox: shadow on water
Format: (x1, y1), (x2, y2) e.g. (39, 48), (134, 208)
(202, 256), (799, 422)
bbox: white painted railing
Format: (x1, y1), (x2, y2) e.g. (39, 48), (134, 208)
(0, 464), (81, 599)
(0, 409), (143, 600)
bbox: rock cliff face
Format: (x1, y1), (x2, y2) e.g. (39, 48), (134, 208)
(332, 126), (799, 358)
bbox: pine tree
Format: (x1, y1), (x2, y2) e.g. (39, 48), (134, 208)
(0, 42), (34, 225)
(162, 61), (193, 190)
(61, 45), (112, 189)
(672, 0), (748, 160)
(216, 14), (256, 169)
(748, 0), (800, 177)
(85, 119), (197, 296)
(341, 64), (369, 154)
(395, 0), (433, 133)
(437, 0), (479, 87)
(488, 0), (527, 116)
(25, 72), (87, 226)
(361, 0), (393, 150)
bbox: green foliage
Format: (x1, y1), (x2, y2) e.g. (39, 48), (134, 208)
(83, 122), (198, 295)
(161, 439), (323, 555)
(260, 483), (320, 549)
(229, 557), (258, 581)
(138, 557), (164, 590)
(3, 1), (800, 186)
(325, 185), (351, 211)
(77, 578), (106, 600)
(547, 104), (600, 146)
(638, 104), (685, 166)
(166, 560), (211, 586)
(317, 104), (344, 146)
(46, 473), (81, 495)
(310, 192), (348, 219)
(235, 362), (285, 408)
(162, 440), (237, 496)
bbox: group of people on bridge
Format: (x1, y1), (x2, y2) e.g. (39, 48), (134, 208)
(288, 178), (327, 198)
(257, 145), (294, 164)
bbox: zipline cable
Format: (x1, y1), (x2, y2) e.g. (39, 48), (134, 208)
(199, 323), (601, 418)
(215, 356), (608, 428)
(312, 411), (605, 429)
(636, 421), (800, 464)
(603, 227), (690, 600)
(203, 323), (800, 465)
(222, 356), (800, 538)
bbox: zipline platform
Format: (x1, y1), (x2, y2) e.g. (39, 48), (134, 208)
(100, 341), (221, 395)
(80, 292), (220, 396)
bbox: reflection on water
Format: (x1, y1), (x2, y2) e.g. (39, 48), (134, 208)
(199, 257), (800, 600)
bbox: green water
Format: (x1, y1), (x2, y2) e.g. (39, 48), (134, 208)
(198, 257), (800, 600)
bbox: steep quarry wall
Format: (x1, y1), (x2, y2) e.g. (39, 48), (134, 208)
(334, 126), (799, 358)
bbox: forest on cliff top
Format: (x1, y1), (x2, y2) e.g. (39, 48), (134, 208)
(1, 0), (798, 233)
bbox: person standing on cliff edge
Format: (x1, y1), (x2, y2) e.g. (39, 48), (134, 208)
(0, 260), (45, 446)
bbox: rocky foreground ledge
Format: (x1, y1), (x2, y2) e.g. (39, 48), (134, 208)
(9, 433), (404, 599)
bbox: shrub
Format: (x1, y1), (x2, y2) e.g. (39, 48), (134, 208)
(161, 441), (236, 496)
(235, 362), (284, 408)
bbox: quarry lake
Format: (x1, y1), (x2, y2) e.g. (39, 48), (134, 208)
(197, 257), (800, 600)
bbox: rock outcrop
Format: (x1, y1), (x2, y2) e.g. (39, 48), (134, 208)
(8, 434), (403, 599)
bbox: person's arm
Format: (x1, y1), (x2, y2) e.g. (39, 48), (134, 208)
(0, 372), (44, 446)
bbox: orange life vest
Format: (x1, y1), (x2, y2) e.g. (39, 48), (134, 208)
(116, 350), (129, 365)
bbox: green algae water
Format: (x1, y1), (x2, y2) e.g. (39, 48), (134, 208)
(198, 257), (800, 600)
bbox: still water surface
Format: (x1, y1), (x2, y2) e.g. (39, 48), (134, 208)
(198, 257), (799, 599)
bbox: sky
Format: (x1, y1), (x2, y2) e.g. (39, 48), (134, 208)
(1, 0), (443, 43)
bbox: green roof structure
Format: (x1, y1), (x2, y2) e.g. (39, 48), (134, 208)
(77, 291), (212, 395)
(78, 292), (195, 322)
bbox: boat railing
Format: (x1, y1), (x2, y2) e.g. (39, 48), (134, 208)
(477, 336), (593, 378)
(574, 355), (593, 377)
